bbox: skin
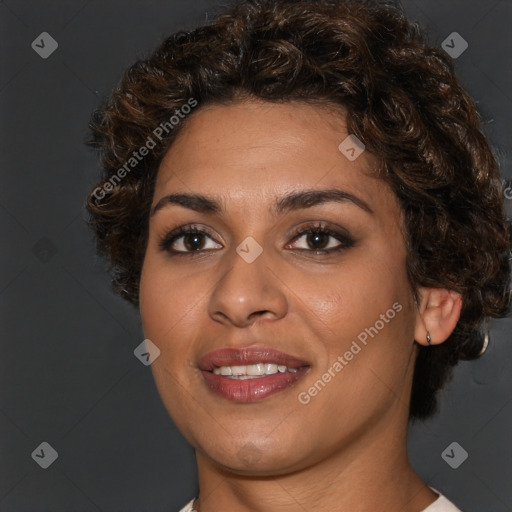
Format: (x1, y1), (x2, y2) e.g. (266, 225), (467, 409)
(139, 100), (462, 511)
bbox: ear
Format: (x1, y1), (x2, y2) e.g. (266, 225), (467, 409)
(414, 288), (462, 346)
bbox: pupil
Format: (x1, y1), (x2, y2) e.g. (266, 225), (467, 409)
(308, 231), (328, 249)
(184, 233), (204, 251)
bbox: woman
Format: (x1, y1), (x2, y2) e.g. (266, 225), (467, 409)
(86, 0), (510, 510)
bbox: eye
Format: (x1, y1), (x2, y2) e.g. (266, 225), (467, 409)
(159, 223), (354, 256)
(287, 224), (355, 253)
(159, 225), (222, 254)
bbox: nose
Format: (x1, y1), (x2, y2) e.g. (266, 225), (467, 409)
(207, 245), (288, 328)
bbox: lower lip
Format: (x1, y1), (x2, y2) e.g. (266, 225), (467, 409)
(201, 368), (309, 402)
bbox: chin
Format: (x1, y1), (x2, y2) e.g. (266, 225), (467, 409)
(194, 426), (321, 476)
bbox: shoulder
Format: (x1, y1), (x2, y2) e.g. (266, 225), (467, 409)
(422, 488), (463, 512)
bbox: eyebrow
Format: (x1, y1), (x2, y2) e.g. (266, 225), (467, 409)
(150, 188), (374, 217)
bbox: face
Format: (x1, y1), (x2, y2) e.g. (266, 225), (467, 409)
(139, 100), (418, 476)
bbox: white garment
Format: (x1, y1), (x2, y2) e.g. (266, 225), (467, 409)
(179, 487), (462, 511)
(421, 487), (463, 511)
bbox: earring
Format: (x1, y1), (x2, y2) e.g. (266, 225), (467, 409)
(426, 331), (432, 346)
(478, 320), (490, 356)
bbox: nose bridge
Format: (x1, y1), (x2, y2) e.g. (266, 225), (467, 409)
(207, 238), (287, 326)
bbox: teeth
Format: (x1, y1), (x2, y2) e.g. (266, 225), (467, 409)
(264, 363), (278, 374)
(231, 365), (246, 376)
(247, 363), (264, 376)
(212, 362), (299, 377)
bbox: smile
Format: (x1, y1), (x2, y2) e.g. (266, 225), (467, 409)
(213, 363), (299, 378)
(198, 347), (310, 402)
(202, 367), (309, 401)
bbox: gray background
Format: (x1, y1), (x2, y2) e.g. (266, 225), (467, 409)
(1, 1), (511, 511)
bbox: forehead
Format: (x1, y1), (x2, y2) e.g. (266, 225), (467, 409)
(153, 100), (396, 216)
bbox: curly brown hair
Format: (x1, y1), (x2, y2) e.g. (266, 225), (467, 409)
(86, 0), (511, 421)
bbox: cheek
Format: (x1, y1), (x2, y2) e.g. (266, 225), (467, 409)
(296, 254), (409, 340)
(295, 252), (416, 409)
(139, 255), (197, 342)
(294, 269), (415, 429)
(139, 257), (205, 423)
(139, 259), (168, 340)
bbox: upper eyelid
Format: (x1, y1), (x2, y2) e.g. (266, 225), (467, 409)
(164, 223), (343, 240)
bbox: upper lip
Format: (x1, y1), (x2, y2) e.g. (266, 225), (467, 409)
(197, 345), (310, 371)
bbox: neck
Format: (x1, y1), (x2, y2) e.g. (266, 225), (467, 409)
(192, 408), (437, 512)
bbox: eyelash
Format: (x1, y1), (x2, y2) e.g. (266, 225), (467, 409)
(158, 222), (355, 257)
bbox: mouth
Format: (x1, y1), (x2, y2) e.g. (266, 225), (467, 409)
(213, 362), (301, 378)
(198, 346), (310, 402)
